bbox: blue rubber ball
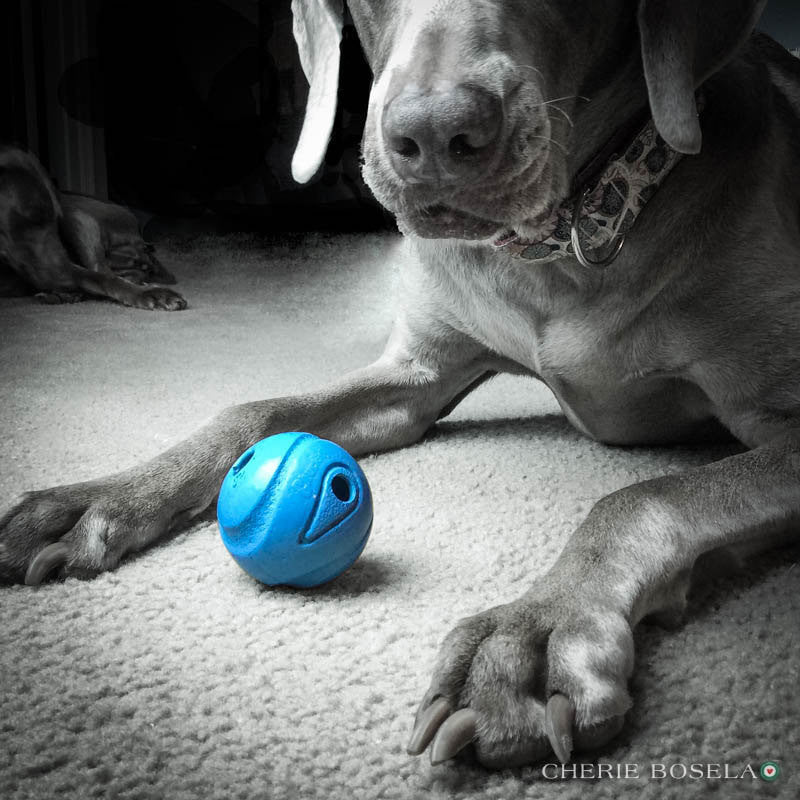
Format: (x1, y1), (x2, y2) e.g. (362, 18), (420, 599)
(217, 432), (373, 588)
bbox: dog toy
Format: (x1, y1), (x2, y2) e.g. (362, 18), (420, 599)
(217, 432), (373, 587)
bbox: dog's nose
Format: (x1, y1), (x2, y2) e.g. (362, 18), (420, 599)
(382, 84), (502, 185)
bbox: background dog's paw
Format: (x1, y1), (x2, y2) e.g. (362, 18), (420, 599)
(133, 286), (187, 311)
(408, 593), (634, 769)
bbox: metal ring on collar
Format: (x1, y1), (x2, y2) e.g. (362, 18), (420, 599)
(569, 187), (625, 268)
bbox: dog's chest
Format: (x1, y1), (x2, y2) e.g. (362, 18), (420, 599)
(424, 242), (630, 378)
(417, 241), (713, 443)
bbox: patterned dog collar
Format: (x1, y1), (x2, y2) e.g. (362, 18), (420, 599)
(494, 106), (699, 267)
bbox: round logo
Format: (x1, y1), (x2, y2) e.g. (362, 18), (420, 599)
(760, 761), (780, 782)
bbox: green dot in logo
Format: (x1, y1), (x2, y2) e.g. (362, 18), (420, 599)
(760, 761), (780, 782)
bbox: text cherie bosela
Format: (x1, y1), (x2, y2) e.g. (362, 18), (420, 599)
(541, 763), (765, 781)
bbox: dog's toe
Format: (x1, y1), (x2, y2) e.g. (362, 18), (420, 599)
(24, 541), (71, 585)
(137, 286), (187, 311)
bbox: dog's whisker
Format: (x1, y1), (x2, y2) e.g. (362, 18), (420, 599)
(511, 64), (546, 81)
(529, 134), (569, 155)
(528, 95), (590, 129)
(543, 94), (591, 104)
(539, 94), (584, 105)
(546, 106), (575, 128)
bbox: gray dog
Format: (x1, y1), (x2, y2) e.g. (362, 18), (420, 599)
(2, 0), (799, 770)
(0, 146), (185, 309)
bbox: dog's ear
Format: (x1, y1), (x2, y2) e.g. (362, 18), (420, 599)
(291, 0), (344, 183)
(638, 0), (766, 154)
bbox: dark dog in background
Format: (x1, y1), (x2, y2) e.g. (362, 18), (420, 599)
(60, 193), (177, 288)
(0, 146), (185, 310)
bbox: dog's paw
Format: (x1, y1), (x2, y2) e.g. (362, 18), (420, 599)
(132, 286), (187, 311)
(407, 590), (634, 769)
(0, 480), (173, 584)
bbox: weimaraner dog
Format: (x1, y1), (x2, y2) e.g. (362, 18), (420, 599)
(2, 0), (799, 770)
(0, 146), (185, 309)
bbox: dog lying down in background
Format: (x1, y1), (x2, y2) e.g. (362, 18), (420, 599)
(0, 145), (185, 310)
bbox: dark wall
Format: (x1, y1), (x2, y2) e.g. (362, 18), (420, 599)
(95, 0), (385, 230)
(759, 0), (800, 51)
(2, 0), (387, 232)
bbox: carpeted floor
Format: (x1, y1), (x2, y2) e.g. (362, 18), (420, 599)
(0, 233), (798, 800)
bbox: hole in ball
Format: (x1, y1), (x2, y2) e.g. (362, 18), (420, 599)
(331, 474), (352, 502)
(233, 447), (254, 474)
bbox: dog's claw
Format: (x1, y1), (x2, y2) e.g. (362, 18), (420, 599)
(545, 693), (575, 764)
(24, 542), (71, 585)
(430, 708), (478, 765)
(407, 696), (453, 755)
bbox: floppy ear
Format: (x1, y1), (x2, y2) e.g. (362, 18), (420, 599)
(291, 0), (344, 183)
(638, 0), (767, 154)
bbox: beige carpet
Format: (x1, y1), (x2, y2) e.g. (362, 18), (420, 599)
(0, 233), (798, 800)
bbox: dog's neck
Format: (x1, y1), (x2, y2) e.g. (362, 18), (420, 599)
(494, 101), (701, 267)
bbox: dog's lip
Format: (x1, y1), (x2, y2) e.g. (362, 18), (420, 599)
(402, 204), (504, 240)
(402, 200), (559, 243)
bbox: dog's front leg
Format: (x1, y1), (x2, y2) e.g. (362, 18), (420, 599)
(0, 326), (495, 584)
(409, 432), (800, 769)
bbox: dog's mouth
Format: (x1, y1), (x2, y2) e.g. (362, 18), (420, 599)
(401, 204), (505, 240)
(393, 157), (560, 242)
(400, 199), (558, 243)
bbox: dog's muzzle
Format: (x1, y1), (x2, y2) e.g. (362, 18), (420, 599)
(382, 83), (503, 187)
